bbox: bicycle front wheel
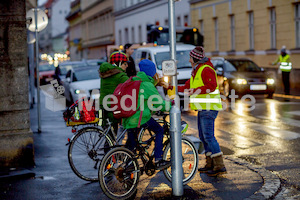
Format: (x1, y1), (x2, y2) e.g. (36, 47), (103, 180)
(98, 147), (140, 200)
(162, 137), (198, 185)
(68, 127), (113, 181)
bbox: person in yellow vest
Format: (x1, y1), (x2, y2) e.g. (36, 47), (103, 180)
(271, 46), (292, 95)
(177, 46), (226, 176)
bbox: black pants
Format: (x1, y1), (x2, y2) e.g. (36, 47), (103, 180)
(282, 71), (290, 95)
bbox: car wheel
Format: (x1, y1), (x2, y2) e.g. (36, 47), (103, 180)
(267, 92), (274, 99)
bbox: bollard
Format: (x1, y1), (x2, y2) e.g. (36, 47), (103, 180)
(170, 106), (183, 196)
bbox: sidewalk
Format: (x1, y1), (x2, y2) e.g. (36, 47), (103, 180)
(0, 94), (280, 200)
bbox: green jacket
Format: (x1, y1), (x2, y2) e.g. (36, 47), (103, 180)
(99, 62), (129, 124)
(122, 71), (171, 129)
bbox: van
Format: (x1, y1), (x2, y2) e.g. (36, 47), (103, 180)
(133, 44), (195, 98)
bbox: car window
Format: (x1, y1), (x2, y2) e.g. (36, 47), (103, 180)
(154, 50), (192, 70)
(211, 60), (224, 69)
(74, 68), (100, 81)
(39, 64), (55, 72)
(141, 51), (147, 60)
(224, 61), (236, 72)
(229, 60), (261, 72)
(60, 65), (73, 76)
(65, 70), (72, 78)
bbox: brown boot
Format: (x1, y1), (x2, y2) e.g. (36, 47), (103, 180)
(207, 155), (227, 176)
(198, 154), (213, 173)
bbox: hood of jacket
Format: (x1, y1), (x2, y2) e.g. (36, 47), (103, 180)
(133, 71), (156, 85)
(99, 62), (124, 78)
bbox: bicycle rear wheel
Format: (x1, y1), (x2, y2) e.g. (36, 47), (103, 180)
(98, 147), (140, 200)
(162, 137), (198, 185)
(68, 127), (113, 181)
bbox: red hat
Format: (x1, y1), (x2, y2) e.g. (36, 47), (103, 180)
(190, 46), (205, 60)
(109, 51), (128, 64)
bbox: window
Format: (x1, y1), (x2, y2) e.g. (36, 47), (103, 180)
(119, 30), (122, 45)
(125, 28), (129, 44)
(214, 18), (219, 51)
(165, 19), (168, 26)
(199, 20), (204, 35)
(270, 8), (276, 49)
(184, 15), (188, 26)
(248, 12), (254, 50)
(230, 15), (235, 50)
(138, 25), (142, 43)
(177, 16), (181, 26)
(131, 27), (135, 43)
(296, 4), (300, 48)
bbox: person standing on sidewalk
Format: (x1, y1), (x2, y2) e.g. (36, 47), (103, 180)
(123, 43), (137, 77)
(271, 46), (292, 95)
(177, 46), (226, 176)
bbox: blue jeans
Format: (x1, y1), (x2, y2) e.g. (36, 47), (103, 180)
(126, 117), (164, 160)
(197, 110), (221, 156)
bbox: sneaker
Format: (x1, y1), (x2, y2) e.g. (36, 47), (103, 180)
(155, 160), (171, 171)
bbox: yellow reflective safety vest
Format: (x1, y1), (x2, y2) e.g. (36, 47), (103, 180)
(279, 55), (292, 72)
(189, 64), (222, 111)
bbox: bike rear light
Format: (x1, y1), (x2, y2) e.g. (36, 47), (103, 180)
(189, 164), (192, 169)
(107, 164), (111, 170)
(130, 173), (134, 179)
(68, 138), (70, 142)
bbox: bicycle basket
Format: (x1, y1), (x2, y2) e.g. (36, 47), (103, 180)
(63, 98), (97, 125)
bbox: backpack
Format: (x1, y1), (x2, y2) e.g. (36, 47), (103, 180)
(111, 76), (142, 119)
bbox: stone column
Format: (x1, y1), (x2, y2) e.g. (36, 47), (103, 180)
(0, 0), (34, 168)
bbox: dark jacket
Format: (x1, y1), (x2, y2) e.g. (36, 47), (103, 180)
(126, 56), (137, 77)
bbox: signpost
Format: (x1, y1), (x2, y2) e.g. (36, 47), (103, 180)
(26, 8), (48, 133)
(163, 0), (183, 197)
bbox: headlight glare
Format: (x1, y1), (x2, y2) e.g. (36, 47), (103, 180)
(267, 78), (275, 85)
(237, 78), (247, 85)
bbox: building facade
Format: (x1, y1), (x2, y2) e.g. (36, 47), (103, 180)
(190, 0), (300, 69)
(66, 0), (83, 61)
(114, 0), (191, 46)
(80, 0), (114, 59)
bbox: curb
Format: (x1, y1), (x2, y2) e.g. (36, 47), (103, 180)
(225, 156), (281, 200)
(0, 168), (35, 180)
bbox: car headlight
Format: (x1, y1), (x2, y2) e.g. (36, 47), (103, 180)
(75, 89), (85, 94)
(267, 78), (275, 85)
(237, 78), (247, 85)
(164, 76), (169, 83)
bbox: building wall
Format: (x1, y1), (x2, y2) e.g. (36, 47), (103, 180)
(190, 0), (300, 70)
(114, 0), (191, 46)
(0, 0), (34, 168)
(80, 0), (114, 59)
(51, 0), (71, 38)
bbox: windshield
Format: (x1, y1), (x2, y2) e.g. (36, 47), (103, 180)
(74, 68), (99, 81)
(154, 50), (192, 70)
(229, 60), (262, 72)
(39, 64), (55, 72)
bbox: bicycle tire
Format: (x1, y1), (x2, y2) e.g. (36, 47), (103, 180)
(68, 127), (113, 181)
(98, 147), (140, 200)
(162, 137), (199, 185)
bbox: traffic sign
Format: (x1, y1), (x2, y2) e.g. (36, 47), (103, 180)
(162, 60), (177, 76)
(26, 8), (48, 32)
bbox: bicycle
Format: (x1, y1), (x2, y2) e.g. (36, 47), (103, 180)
(98, 113), (199, 200)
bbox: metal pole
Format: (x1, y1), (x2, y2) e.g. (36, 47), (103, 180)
(29, 43), (35, 108)
(168, 0), (183, 197)
(35, 8), (41, 133)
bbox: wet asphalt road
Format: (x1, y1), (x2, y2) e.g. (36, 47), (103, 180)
(182, 94), (300, 196)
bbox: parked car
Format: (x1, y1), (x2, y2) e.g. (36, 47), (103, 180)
(63, 66), (100, 103)
(211, 57), (275, 98)
(83, 59), (106, 66)
(133, 44), (195, 98)
(37, 63), (55, 85)
(58, 61), (88, 84)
